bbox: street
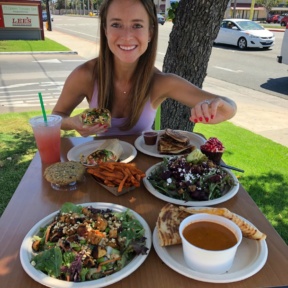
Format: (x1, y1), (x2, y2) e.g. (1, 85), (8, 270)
(0, 54), (86, 113)
(0, 15), (287, 115)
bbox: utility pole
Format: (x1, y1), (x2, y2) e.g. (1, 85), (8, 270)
(250, 0), (256, 20)
(46, 0), (52, 31)
(233, 0), (237, 18)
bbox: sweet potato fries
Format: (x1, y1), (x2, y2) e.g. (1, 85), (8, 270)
(87, 162), (145, 192)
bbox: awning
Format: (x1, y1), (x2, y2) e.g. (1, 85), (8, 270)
(271, 7), (288, 11)
(231, 7), (265, 11)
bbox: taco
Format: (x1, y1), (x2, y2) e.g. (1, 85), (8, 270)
(80, 108), (111, 127)
(82, 139), (123, 166)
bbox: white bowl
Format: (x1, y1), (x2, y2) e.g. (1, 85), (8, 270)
(179, 213), (242, 274)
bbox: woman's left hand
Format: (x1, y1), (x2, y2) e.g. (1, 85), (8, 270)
(190, 97), (232, 124)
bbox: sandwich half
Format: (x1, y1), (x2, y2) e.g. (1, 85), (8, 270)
(82, 139), (123, 165)
(81, 108), (111, 127)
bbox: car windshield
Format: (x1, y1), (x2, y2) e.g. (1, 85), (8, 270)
(236, 21), (264, 31)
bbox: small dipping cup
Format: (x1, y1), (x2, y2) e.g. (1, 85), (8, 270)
(143, 131), (158, 145)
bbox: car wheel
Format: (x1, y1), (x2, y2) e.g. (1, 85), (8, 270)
(281, 22), (286, 26)
(237, 37), (247, 50)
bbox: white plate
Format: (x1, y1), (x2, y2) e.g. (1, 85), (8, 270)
(134, 130), (206, 158)
(153, 213), (268, 283)
(67, 140), (137, 166)
(20, 202), (152, 288)
(143, 163), (239, 206)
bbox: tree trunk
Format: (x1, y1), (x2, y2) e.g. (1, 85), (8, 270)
(160, 0), (229, 132)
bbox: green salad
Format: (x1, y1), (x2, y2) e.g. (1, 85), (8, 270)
(148, 155), (236, 202)
(31, 203), (148, 282)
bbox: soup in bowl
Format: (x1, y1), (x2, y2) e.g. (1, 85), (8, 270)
(179, 213), (242, 274)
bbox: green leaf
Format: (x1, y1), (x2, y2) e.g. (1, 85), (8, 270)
(61, 202), (82, 214)
(32, 246), (62, 277)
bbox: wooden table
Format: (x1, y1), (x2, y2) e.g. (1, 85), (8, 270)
(1, 135), (288, 288)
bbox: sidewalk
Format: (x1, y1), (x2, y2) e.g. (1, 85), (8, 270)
(45, 29), (288, 147)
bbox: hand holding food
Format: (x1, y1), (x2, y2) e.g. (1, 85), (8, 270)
(80, 108), (111, 127)
(87, 162), (145, 192)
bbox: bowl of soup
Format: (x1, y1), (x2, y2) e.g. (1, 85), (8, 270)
(179, 213), (242, 274)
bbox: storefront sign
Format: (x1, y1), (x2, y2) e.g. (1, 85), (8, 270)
(0, 3), (40, 29)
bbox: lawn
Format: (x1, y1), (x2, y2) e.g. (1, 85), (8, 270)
(1, 111), (288, 244)
(0, 38), (70, 52)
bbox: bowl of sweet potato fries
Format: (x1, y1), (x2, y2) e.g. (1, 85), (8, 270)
(87, 162), (146, 196)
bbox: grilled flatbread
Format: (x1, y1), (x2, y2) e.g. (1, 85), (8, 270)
(157, 129), (196, 154)
(179, 207), (267, 241)
(156, 204), (190, 246)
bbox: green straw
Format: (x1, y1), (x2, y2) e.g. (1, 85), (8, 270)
(38, 92), (47, 124)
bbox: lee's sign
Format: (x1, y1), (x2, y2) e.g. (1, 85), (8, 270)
(0, 4), (40, 28)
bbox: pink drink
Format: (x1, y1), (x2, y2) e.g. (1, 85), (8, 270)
(30, 115), (62, 164)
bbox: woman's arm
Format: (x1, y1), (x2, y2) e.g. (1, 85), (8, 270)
(52, 59), (108, 137)
(150, 72), (237, 124)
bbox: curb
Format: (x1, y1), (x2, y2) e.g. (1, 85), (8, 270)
(269, 29), (285, 32)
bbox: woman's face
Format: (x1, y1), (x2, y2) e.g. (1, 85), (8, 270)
(105, 0), (152, 64)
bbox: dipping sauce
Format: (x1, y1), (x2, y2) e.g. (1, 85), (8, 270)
(143, 131), (158, 145)
(183, 221), (238, 251)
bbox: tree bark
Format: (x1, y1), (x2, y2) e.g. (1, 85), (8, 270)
(160, 0), (229, 132)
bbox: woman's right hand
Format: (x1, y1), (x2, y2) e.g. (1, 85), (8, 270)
(66, 114), (109, 137)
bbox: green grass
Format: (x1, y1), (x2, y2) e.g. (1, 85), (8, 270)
(194, 122), (288, 242)
(0, 110), (78, 216)
(1, 111), (288, 244)
(0, 39), (70, 52)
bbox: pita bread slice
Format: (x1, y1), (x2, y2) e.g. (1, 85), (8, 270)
(156, 204), (190, 246)
(179, 207), (266, 241)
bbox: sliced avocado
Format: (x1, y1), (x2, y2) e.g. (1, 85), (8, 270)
(186, 149), (208, 163)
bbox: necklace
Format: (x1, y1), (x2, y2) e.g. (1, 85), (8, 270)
(116, 79), (130, 95)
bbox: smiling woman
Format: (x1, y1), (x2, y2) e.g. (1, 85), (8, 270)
(51, 0), (237, 138)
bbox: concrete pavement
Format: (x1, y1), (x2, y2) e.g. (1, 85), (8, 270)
(44, 29), (288, 147)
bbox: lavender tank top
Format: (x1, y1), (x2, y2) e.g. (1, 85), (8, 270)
(89, 82), (157, 136)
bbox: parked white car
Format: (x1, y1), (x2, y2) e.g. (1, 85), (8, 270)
(214, 19), (275, 50)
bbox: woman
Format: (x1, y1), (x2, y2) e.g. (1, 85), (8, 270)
(52, 0), (237, 137)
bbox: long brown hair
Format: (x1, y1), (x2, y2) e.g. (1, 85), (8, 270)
(95, 0), (158, 130)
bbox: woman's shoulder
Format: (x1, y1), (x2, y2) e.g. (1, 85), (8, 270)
(75, 58), (97, 73)
(152, 69), (183, 88)
(68, 58), (98, 81)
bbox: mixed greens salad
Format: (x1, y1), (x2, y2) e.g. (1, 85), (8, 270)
(30, 203), (148, 282)
(147, 152), (236, 202)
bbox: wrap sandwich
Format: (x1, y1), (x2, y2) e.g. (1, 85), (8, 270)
(80, 108), (111, 127)
(82, 139), (124, 165)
